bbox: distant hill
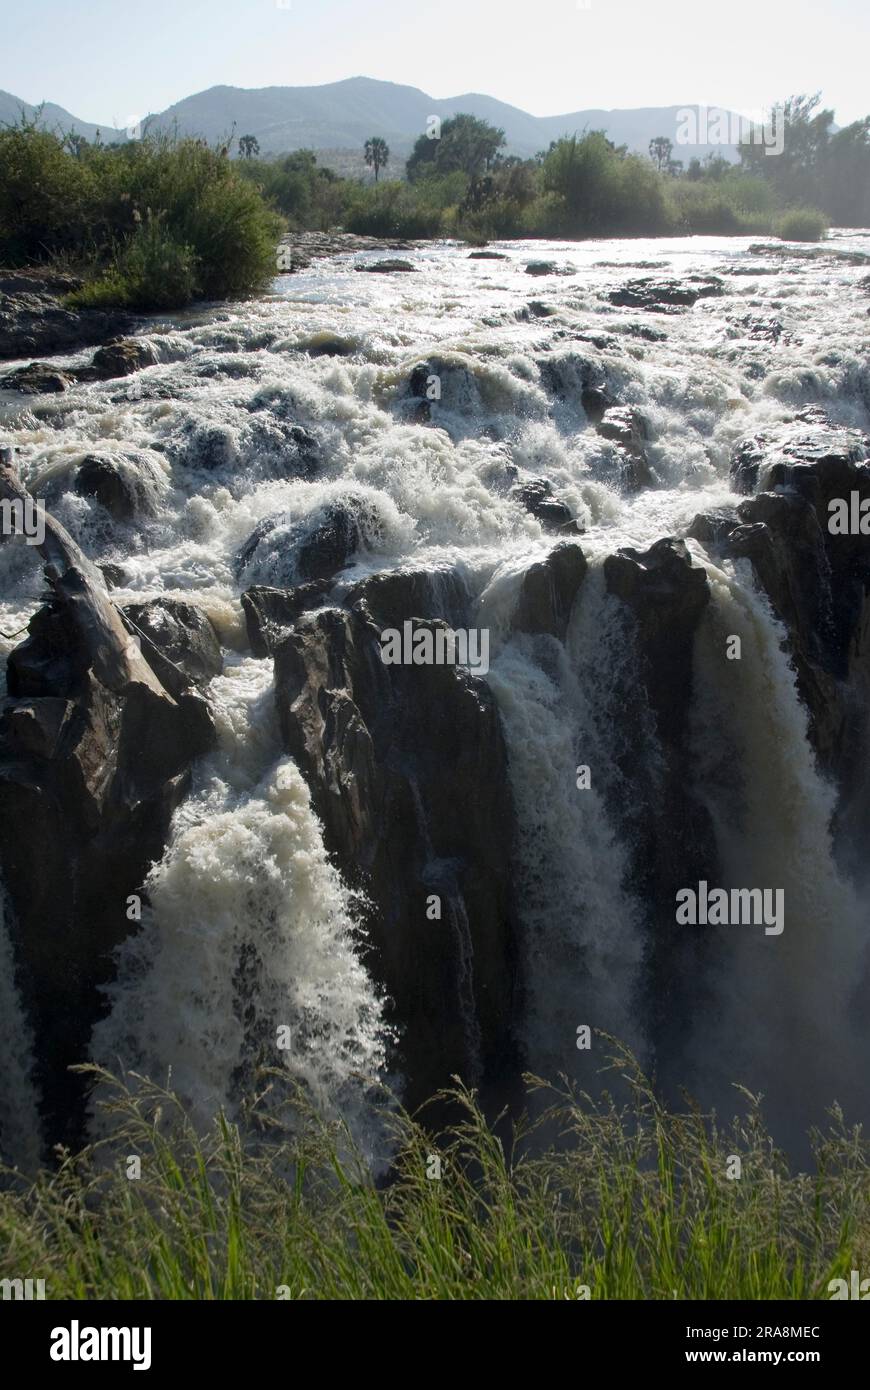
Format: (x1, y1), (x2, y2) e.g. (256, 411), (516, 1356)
(0, 76), (743, 167)
(0, 90), (124, 143)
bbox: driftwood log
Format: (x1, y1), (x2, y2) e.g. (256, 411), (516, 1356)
(0, 445), (172, 701)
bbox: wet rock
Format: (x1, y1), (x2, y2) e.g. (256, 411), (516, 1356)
(74, 454), (155, 522)
(98, 562), (128, 589)
(729, 416), (869, 498)
(122, 599), (223, 687)
(86, 338), (159, 379)
(596, 405), (654, 490)
(296, 331), (358, 358)
(515, 301), (556, 320)
(346, 566), (471, 631)
(1, 361), (75, 394)
(236, 499), (371, 586)
(538, 353), (615, 421)
(512, 541), (588, 640)
(608, 276), (724, 311)
(603, 538), (716, 1026)
(514, 478), (581, 534)
(0, 269), (132, 361)
(468, 250), (509, 260)
(272, 600), (520, 1111)
(685, 507), (740, 547)
(241, 582), (333, 657)
(525, 260), (575, 276)
(0, 588), (215, 1145)
(355, 259), (416, 273)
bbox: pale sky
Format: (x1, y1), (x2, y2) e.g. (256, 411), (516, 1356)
(1, 0), (867, 128)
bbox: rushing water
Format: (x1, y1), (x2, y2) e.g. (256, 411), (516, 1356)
(1, 231), (869, 1159)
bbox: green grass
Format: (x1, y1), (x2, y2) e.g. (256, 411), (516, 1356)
(2, 1043), (867, 1300)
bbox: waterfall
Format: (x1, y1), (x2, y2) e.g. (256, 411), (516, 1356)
(687, 556), (868, 1137)
(486, 564), (648, 1078)
(90, 657), (392, 1155)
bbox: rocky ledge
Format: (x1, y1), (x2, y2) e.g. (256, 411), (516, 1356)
(0, 270), (133, 363)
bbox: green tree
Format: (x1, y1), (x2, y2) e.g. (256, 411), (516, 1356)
(364, 136), (390, 182)
(649, 136), (673, 172)
(406, 114), (506, 183)
(238, 134), (260, 159)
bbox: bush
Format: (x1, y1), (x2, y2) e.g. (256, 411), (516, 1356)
(344, 180), (444, 238)
(776, 207), (829, 241)
(0, 120), (97, 262)
(0, 126), (283, 307)
(67, 215), (197, 310)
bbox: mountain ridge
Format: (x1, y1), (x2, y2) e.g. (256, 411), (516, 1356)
(0, 76), (743, 164)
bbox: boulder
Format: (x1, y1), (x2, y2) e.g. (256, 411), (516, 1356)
(122, 600), (223, 687)
(236, 499), (369, 586)
(1, 361), (75, 394)
(355, 259), (416, 273)
(74, 454), (160, 522)
(514, 478), (581, 534)
(608, 276), (724, 311)
(512, 541), (588, 640)
(85, 338), (159, 379)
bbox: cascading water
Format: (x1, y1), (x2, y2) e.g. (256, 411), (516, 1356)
(89, 656), (392, 1155)
(2, 229), (870, 1158)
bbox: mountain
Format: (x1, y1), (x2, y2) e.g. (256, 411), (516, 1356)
(0, 77), (742, 165)
(0, 90), (124, 143)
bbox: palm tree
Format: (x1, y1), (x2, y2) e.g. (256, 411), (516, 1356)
(239, 134), (260, 160)
(364, 136), (390, 183)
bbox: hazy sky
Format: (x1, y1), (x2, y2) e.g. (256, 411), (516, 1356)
(2, 0), (867, 127)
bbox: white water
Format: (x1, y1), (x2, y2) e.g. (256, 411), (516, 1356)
(90, 657), (392, 1156)
(1, 229), (869, 1151)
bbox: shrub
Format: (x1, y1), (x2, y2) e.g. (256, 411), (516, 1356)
(776, 207), (829, 241)
(0, 126), (283, 307)
(67, 215), (197, 310)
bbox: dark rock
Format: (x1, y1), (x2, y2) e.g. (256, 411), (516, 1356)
(608, 276), (724, 311)
(355, 259), (416, 273)
(685, 507), (740, 547)
(122, 600), (223, 687)
(513, 541), (588, 640)
(86, 338), (159, 380)
(468, 250), (509, 260)
(1, 361), (75, 394)
(525, 260), (575, 276)
(74, 454), (156, 522)
(514, 478), (581, 534)
(98, 563), (128, 589)
(236, 499), (372, 586)
(603, 538), (716, 1033)
(241, 583), (333, 657)
(273, 600), (520, 1112)
(596, 405), (654, 490)
(0, 269), (132, 361)
(0, 592), (215, 1146)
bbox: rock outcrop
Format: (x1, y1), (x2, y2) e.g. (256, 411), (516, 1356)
(0, 450), (216, 1146)
(271, 586), (521, 1113)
